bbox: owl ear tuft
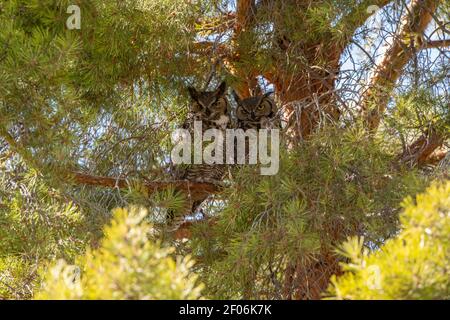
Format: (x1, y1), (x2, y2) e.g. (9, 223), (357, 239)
(232, 90), (242, 104)
(187, 87), (199, 100)
(215, 81), (227, 97)
(263, 91), (274, 99)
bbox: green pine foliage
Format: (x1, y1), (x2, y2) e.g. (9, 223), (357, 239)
(0, 162), (89, 299)
(35, 207), (204, 300)
(0, 0), (448, 300)
(328, 181), (450, 300)
(384, 90), (450, 151)
(0, 0), (207, 176)
(189, 127), (426, 299)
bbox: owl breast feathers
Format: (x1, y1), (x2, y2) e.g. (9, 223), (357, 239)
(174, 81), (232, 183)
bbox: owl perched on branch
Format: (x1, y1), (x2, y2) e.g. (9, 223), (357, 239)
(232, 91), (280, 130)
(184, 81), (231, 131)
(168, 81), (232, 230)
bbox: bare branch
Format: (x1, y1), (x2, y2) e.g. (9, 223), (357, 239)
(71, 172), (220, 203)
(423, 39), (450, 49)
(397, 126), (446, 167)
(192, 41), (230, 57)
(338, 0), (392, 51)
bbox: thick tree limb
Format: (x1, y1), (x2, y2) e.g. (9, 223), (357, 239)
(71, 172), (220, 203)
(361, 0), (441, 131)
(235, 0), (255, 35)
(423, 149), (448, 165)
(230, 0), (260, 97)
(423, 39), (450, 49)
(397, 126), (446, 167)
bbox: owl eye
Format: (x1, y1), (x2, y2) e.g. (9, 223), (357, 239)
(258, 104), (264, 110)
(209, 99), (219, 108)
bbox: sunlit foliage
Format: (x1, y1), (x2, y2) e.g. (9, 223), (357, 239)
(0, 0), (448, 300)
(36, 207), (203, 299)
(328, 181), (450, 300)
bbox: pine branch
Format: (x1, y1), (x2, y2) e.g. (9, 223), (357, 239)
(70, 172), (220, 202)
(171, 216), (220, 240)
(0, 126), (40, 170)
(234, 0), (256, 35)
(338, 0), (391, 47)
(196, 12), (235, 34)
(230, 0), (259, 97)
(192, 41), (230, 57)
(397, 126), (446, 167)
(423, 39), (450, 49)
(423, 149), (448, 165)
(361, 0), (441, 131)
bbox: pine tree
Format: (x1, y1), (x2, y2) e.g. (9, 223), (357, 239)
(35, 207), (203, 300)
(328, 181), (450, 300)
(0, 0), (448, 299)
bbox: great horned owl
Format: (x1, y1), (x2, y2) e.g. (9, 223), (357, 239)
(232, 91), (279, 130)
(176, 81), (231, 182)
(185, 81), (230, 131)
(230, 90), (280, 173)
(168, 81), (231, 229)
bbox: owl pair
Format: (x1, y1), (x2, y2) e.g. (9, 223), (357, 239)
(167, 82), (278, 229)
(186, 81), (278, 131)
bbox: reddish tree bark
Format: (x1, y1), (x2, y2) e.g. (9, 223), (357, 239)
(361, 0), (441, 131)
(71, 172), (220, 203)
(397, 127), (446, 167)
